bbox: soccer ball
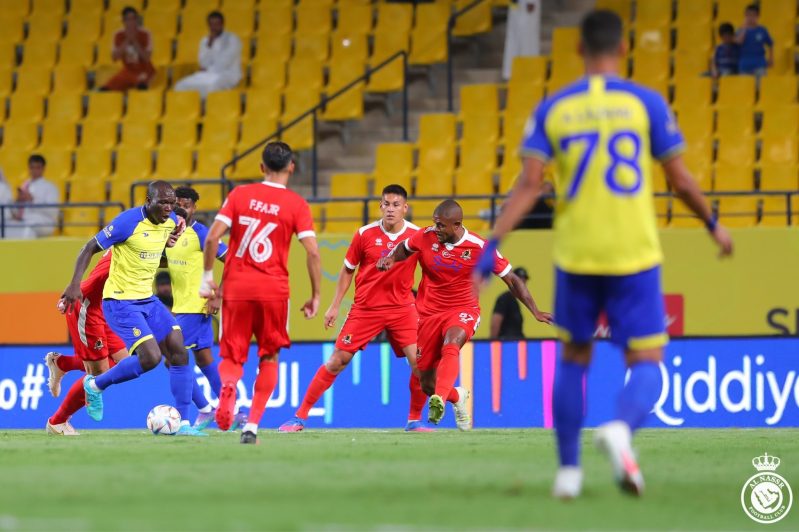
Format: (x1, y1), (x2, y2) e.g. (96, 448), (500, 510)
(146, 405), (181, 435)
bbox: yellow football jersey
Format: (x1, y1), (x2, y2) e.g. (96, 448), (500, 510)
(166, 221), (228, 314)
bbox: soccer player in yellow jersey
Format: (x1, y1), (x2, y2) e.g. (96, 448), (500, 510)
(476, 11), (733, 498)
(62, 181), (207, 436)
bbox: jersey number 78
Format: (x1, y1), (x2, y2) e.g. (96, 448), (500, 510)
(560, 130), (644, 199)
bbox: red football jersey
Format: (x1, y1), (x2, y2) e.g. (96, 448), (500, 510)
(344, 219), (420, 309)
(81, 250), (112, 303)
(405, 227), (511, 316)
(215, 181), (315, 301)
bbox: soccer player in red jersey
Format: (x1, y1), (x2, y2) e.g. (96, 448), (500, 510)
(45, 250), (129, 435)
(378, 200), (552, 427)
(200, 142), (322, 444)
(278, 184), (425, 432)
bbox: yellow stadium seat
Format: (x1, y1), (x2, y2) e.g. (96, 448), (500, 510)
(0, 66), (11, 100)
(199, 119), (238, 150)
(190, 180), (227, 208)
(673, 20), (713, 54)
(375, 3), (413, 35)
(716, 196), (758, 228)
(631, 49), (669, 84)
(330, 173), (369, 198)
(716, 0), (750, 24)
(713, 163), (753, 191)
(322, 60), (365, 122)
(31, 0), (65, 16)
(249, 61), (287, 92)
(759, 195), (790, 226)
(634, 25), (669, 53)
(547, 57), (582, 93)
(26, 15), (63, 44)
(58, 39), (95, 68)
(39, 121), (77, 151)
(717, 76), (756, 108)
(462, 112), (499, 148)
(70, 0), (104, 16)
(409, 3), (449, 65)
(675, 0), (712, 25)
(64, 11), (102, 43)
(68, 178), (108, 204)
(8, 94), (45, 124)
(86, 92), (123, 122)
(164, 91), (201, 121)
(760, 136), (798, 165)
(679, 106), (714, 145)
(672, 77), (712, 111)
(510, 56), (548, 85)
(0, 1), (29, 18)
(38, 149), (73, 183)
(161, 120), (199, 148)
(373, 143), (414, 192)
(296, 5), (332, 36)
(74, 148), (112, 180)
(143, 10), (179, 39)
(414, 168), (453, 196)
(551, 27), (580, 58)
(81, 120), (118, 150)
(759, 163), (798, 191)
(458, 140), (497, 175)
(336, 4), (373, 36)
(229, 148), (263, 180)
(757, 76), (797, 108)
(222, 7), (255, 38)
(455, 167), (495, 196)
(716, 137), (756, 167)
(21, 41), (58, 69)
(111, 147), (153, 186)
(119, 120), (158, 150)
(205, 90), (241, 122)
(651, 163), (669, 194)
(0, 148), (29, 185)
(330, 32), (369, 64)
(94, 31), (116, 67)
(182, 0), (221, 18)
(283, 88), (319, 119)
(715, 107), (754, 138)
(634, 0), (671, 27)
(14, 67), (51, 97)
(254, 6), (293, 38)
(280, 88), (318, 151)
(367, 31), (408, 93)
(504, 81), (544, 119)
(108, 177), (135, 208)
(286, 58), (324, 93)
(293, 32), (330, 63)
(1, 122), (38, 151)
(596, 0), (632, 21)
(682, 149), (713, 191)
(238, 117), (278, 150)
(459, 84), (499, 119)
(280, 119), (315, 152)
(418, 113), (456, 148)
(193, 149), (233, 178)
(672, 50), (709, 79)
(62, 208), (102, 237)
(669, 200), (703, 228)
(124, 91), (163, 123)
(452, 0), (491, 36)
(252, 33), (290, 64)
(322, 201), (366, 233)
(174, 33), (201, 66)
(243, 88), (282, 122)
(154, 148), (193, 179)
(52, 65), (86, 94)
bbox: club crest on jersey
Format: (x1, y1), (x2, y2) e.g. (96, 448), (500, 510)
(342, 334), (352, 345)
(132, 327), (142, 338)
(94, 338), (104, 351)
(461, 250), (472, 261)
(387, 241), (395, 250)
(442, 250), (451, 258)
(182, 237), (188, 246)
(375, 238), (383, 246)
(142, 232), (149, 238)
(458, 313), (475, 324)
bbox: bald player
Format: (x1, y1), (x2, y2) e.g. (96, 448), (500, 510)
(378, 200), (551, 428)
(61, 181), (206, 437)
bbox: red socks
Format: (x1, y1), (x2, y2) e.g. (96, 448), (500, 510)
(295, 365), (338, 419)
(218, 358), (244, 388)
(447, 387), (460, 404)
(248, 359), (279, 426)
(408, 373), (427, 421)
(434, 344), (461, 401)
(56, 354), (85, 373)
(49, 377), (86, 425)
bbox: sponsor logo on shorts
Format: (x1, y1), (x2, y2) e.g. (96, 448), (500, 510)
(342, 334), (352, 345)
(461, 249), (472, 261)
(93, 339), (104, 351)
(133, 327), (142, 338)
(459, 313), (475, 324)
(741, 453), (792, 524)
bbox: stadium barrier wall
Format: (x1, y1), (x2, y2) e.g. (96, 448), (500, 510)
(1, 227), (797, 343)
(1, 338), (797, 429)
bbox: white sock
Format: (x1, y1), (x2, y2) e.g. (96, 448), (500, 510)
(243, 423), (258, 434)
(198, 405), (212, 414)
(88, 378), (101, 392)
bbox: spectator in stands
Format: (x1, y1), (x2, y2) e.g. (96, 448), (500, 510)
(5, 155), (60, 239)
(0, 169), (11, 206)
(735, 4), (773, 77)
(101, 6), (155, 91)
(174, 11), (242, 98)
(502, 0), (541, 80)
(712, 23), (740, 78)
(491, 267), (530, 339)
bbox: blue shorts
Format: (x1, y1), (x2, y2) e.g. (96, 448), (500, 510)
(554, 266), (667, 350)
(102, 296), (180, 353)
(176, 314), (214, 351)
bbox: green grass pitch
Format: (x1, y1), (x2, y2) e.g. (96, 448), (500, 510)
(0, 429), (797, 531)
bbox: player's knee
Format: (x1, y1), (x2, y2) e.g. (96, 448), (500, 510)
(169, 349), (189, 366)
(138, 350), (161, 370)
(325, 352), (351, 373)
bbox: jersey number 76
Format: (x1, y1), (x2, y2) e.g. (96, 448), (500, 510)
(560, 130), (643, 199)
(236, 215), (278, 263)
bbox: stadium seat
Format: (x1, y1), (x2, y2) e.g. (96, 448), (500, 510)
(409, 3), (449, 65)
(547, 57), (582, 93)
(161, 120), (199, 149)
(322, 201), (366, 233)
(205, 90), (242, 122)
(673, 20), (713, 54)
(58, 39), (95, 68)
(109, 0), (145, 13)
(142, 10), (179, 39)
(717, 77), (756, 108)
(238, 117), (278, 151)
(221, 7), (255, 38)
(336, 4), (373, 36)
(760, 136), (798, 165)
(0, 1), (29, 19)
(1, 122), (39, 151)
(51, 65), (86, 94)
(595, 0), (633, 22)
(459, 84), (498, 120)
(757, 76), (797, 108)
(70, 0), (105, 17)
(0, 148), (31, 185)
(716, 196), (758, 228)
(322, 61), (365, 122)
(254, 5), (293, 38)
(294, 32), (330, 63)
(229, 148), (262, 180)
(62, 208), (103, 237)
(675, 0), (712, 25)
(119, 120), (158, 150)
(716, 137), (756, 167)
(759, 196), (790, 226)
(713, 163), (754, 191)
(26, 15), (63, 45)
(193, 149), (233, 179)
(669, 200), (703, 228)
(634, 0), (671, 27)
(551, 27), (580, 59)
(631, 50), (669, 85)
(31, 0), (65, 16)
(243, 88), (282, 122)
(373, 143), (414, 192)
(154, 148), (193, 179)
(330, 33), (369, 65)
(286, 57), (324, 93)
(330, 173), (369, 198)
(295, 5), (332, 36)
(175, 33), (202, 66)
(86, 92), (123, 122)
(375, 3), (413, 35)
(672, 77), (712, 111)
(190, 181), (225, 208)
(408, 199), (443, 225)
(65, 11), (102, 43)
(418, 113), (456, 148)
(455, 166), (495, 196)
(81, 120), (118, 150)
(111, 147), (153, 189)
(452, 0), (492, 36)
(634, 26), (669, 53)
(124, 91), (163, 123)
(367, 30), (409, 93)
(0, 67), (12, 101)
(198, 119), (239, 150)
(164, 91), (201, 122)
(759, 163), (798, 191)
(715, 107), (755, 138)
(7, 94), (45, 124)
(68, 177), (108, 204)
(509, 56), (548, 85)
(37, 149), (73, 183)
(682, 149), (713, 191)
(74, 148), (112, 180)
(249, 61), (287, 92)
(415, 143), (456, 195)
(14, 67), (52, 97)
(715, 0), (750, 24)
(39, 121), (77, 151)
(672, 51), (709, 79)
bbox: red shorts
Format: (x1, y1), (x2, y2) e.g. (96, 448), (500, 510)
(220, 299), (290, 363)
(65, 298), (126, 362)
(417, 308), (481, 372)
(335, 304), (418, 356)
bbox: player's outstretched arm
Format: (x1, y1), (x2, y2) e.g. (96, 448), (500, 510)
(501, 271), (553, 324)
(62, 239), (102, 311)
(300, 236), (322, 319)
(324, 265), (355, 329)
(376, 239), (414, 270)
(200, 220), (228, 298)
(662, 155), (733, 257)
(491, 157), (547, 242)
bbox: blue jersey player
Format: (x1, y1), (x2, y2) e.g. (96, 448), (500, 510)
(61, 181), (207, 437)
(477, 11), (733, 498)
